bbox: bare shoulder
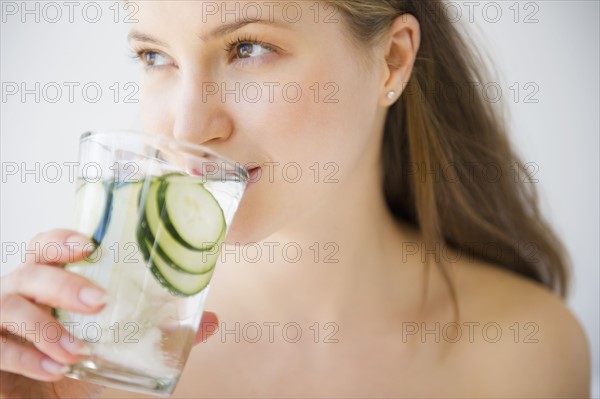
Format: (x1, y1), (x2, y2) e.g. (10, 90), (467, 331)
(452, 259), (591, 398)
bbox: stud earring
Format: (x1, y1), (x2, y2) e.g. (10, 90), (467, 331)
(387, 91), (396, 100)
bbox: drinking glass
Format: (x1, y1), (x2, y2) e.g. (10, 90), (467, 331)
(55, 130), (248, 396)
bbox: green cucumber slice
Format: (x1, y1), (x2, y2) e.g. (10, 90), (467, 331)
(74, 180), (113, 244)
(141, 180), (222, 274)
(138, 220), (221, 275)
(137, 225), (215, 297)
(158, 175), (225, 251)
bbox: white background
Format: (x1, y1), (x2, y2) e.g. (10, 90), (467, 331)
(1, 1), (598, 396)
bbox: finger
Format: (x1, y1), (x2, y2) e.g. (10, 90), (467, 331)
(26, 230), (95, 265)
(2, 264), (106, 313)
(193, 311), (219, 346)
(0, 295), (90, 365)
(0, 334), (68, 382)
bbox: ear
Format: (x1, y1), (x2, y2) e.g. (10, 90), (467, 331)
(379, 14), (421, 106)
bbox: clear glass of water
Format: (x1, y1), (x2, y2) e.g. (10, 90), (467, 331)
(56, 130), (248, 396)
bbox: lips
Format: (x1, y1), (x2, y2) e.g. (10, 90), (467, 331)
(247, 167), (261, 184)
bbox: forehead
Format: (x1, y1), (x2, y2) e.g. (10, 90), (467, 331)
(133, 1), (321, 27)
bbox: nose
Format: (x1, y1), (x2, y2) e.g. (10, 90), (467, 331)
(171, 73), (233, 146)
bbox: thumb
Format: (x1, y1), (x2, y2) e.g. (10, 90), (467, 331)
(193, 311), (219, 346)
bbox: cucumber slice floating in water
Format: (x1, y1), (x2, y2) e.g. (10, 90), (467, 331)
(157, 175), (225, 251)
(137, 221), (215, 297)
(140, 179), (223, 275)
(138, 219), (221, 276)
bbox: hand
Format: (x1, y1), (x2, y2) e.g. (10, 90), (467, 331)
(0, 229), (219, 399)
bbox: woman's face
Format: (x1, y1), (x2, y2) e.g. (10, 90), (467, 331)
(130, 1), (388, 243)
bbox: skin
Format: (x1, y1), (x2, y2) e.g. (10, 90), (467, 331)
(0, 1), (591, 398)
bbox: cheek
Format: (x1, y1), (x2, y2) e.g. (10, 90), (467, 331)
(233, 61), (381, 175)
(225, 62), (382, 243)
(140, 76), (175, 135)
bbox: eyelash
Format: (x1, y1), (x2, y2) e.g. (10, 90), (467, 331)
(130, 35), (276, 71)
(224, 35), (275, 63)
(129, 48), (171, 71)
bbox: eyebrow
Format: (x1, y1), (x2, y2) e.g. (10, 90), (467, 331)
(128, 19), (289, 46)
(128, 31), (167, 46)
(200, 19), (286, 41)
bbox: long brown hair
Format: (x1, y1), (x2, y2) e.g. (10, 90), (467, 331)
(331, 0), (569, 302)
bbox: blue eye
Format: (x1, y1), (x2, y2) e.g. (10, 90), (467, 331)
(232, 41), (273, 60)
(225, 35), (277, 62)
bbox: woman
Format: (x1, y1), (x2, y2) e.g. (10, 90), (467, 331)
(0, 1), (591, 397)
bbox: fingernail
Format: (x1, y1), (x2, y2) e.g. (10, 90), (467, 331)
(65, 234), (97, 258)
(65, 234), (91, 248)
(60, 335), (91, 356)
(78, 286), (106, 307)
(41, 359), (69, 375)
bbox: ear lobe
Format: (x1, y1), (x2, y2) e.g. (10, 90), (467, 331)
(381, 14), (421, 104)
